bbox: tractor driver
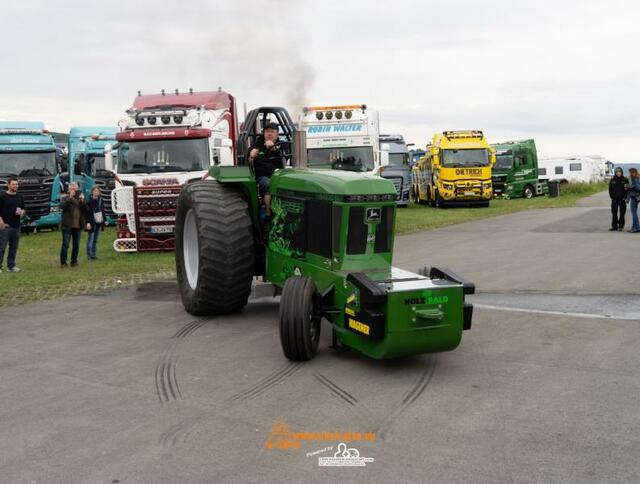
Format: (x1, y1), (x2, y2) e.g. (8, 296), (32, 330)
(249, 122), (284, 222)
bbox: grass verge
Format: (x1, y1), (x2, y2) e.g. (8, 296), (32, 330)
(395, 182), (607, 234)
(0, 228), (175, 307)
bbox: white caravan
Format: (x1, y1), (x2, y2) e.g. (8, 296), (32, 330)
(538, 155), (614, 183)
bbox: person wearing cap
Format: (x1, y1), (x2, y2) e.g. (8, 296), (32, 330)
(608, 166), (628, 231)
(249, 122), (284, 224)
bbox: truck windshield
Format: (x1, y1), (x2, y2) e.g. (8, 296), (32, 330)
(388, 153), (408, 166)
(116, 138), (209, 174)
(494, 153), (513, 171)
(307, 147), (374, 172)
(0, 151), (57, 176)
(441, 149), (490, 168)
(86, 154), (113, 177)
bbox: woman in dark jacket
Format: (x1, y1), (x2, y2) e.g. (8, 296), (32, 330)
(609, 167), (628, 230)
(85, 186), (105, 260)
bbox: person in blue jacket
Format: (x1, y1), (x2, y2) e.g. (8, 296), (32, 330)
(626, 167), (640, 233)
(85, 186), (106, 259)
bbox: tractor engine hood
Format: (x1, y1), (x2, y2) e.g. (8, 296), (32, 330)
(270, 168), (397, 200)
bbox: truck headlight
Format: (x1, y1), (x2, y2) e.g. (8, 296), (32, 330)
(443, 183), (454, 191)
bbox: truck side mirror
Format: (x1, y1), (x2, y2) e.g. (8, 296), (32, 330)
(104, 144), (114, 172)
(380, 144), (390, 167)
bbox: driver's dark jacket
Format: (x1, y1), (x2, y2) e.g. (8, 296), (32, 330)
(251, 142), (284, 179)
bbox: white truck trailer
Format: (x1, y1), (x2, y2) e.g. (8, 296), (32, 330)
(538, 155), (614, 183)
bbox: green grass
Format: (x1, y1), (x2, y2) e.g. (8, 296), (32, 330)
(0, 182), (607, 307)
(394, 182), (608, 234)
(0, 228), (175, 307)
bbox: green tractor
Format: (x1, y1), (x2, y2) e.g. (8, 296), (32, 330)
(175, 107), (474, 361)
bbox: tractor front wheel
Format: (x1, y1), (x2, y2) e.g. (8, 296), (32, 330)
(175, 181), (254, 315)
(279, 276), (321, 361)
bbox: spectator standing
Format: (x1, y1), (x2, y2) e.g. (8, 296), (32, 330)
(609, 167), (628, 231)
(60, 183), (86, 268)
(0, 177), (26, 273)
(627, 167), (640, 233)
(85, 186), (105, 260)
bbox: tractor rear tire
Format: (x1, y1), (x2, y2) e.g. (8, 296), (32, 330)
(279, 276), (321, 361)
(175, 181), (254, 316)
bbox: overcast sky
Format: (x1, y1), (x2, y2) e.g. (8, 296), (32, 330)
(1, 0), (639, 161)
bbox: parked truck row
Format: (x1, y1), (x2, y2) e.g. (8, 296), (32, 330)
(1, 95), (616, 241)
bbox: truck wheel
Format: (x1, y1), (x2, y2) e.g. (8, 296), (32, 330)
(175, 181), (254, 315)
(523, 185), (534, 199)
(279, 276), (321, 361)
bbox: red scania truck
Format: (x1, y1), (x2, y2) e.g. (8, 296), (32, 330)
(106, 89), (238, 252)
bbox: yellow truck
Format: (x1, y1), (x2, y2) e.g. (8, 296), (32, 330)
(412, 130), (495, 207)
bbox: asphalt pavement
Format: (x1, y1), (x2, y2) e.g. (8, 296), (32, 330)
(1, 191), (638, 484)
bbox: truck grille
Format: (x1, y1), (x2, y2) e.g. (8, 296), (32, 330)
(382, 175), (403, 200)
(94, 178), (117, 218)
(133, 185), (181, 251)
(454, 180), (483, 197)
(492, 175), (507, 195)
(17, 178), (53, 220)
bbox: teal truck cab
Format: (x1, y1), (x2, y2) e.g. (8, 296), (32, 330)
(67, 127), (119, 223)
(491, 139), (548, 199)
(0, 122), (62, 229)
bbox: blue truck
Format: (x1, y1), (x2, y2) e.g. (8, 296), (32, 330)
(0, 122), (62, 229)
(67, 127), (119, 223)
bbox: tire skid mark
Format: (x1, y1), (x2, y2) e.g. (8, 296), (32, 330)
(229, 362), (303, 402)
(374, 355), (438, 439)
(159, 419), (190, 447)
(155, 319), (206, 404)
(155, 339), (181, 404)
(313, 372), (358, 406)
(155, 319), (210, 448)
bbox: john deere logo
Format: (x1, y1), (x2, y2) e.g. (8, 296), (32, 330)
(366, 208), (381, 222)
